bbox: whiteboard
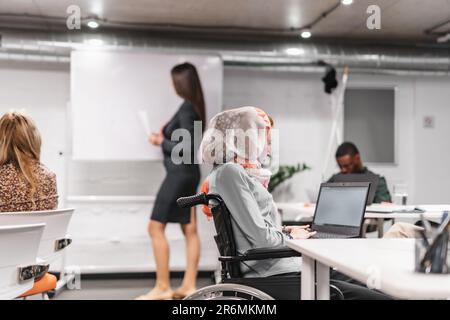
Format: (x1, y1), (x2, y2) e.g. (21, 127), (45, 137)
(70, 50), (223, 161)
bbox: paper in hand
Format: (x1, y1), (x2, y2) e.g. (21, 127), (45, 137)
(137, 109), (151, 135)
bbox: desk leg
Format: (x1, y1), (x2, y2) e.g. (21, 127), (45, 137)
(377, 218), (384, 238)
(301, 255), (315, 300)
(316, 262), (330, 300)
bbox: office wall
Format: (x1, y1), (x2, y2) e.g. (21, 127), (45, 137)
(0, 61), (69, 197)
(223, 68), (334, 201)
(1, 60), (449, 272)
(413, 78), (450, 204)
(223, 67), (450, 204)
(0, 61), (217, 273)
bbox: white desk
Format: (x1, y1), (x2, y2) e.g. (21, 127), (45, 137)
(286, 239), (450, 300)
(277, 203), (448, 221)
(277, 203), (447, 237)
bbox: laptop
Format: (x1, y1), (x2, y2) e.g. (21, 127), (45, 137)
(310, 182), (371, 239)
(332, 173), (379, 205)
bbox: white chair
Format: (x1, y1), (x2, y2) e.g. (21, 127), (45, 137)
(0, 209), (74, 264)
(0, 224), (46, 299)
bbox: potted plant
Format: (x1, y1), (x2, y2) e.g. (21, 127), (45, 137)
(268, 163), (311, 193)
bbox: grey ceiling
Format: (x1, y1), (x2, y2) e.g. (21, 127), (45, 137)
(0, 0), (449, 42)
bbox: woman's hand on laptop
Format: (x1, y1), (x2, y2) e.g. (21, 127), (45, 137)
(284, 225), (317, 239)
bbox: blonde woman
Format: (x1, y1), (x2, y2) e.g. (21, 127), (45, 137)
(0, 111), (58, 212)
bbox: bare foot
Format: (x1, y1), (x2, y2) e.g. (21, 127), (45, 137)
(135, 287), (173, 300)
(172, 286), (197, 300)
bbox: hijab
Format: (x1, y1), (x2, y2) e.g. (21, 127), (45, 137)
(200, 106), (273, 216)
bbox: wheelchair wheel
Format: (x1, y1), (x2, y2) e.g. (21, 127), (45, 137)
(184, 284), (275, 300)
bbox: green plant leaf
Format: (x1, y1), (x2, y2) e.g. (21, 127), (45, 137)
(268, 163), (311, 193)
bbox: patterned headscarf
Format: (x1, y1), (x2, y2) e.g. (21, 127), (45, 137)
(200, 106), (273, 216)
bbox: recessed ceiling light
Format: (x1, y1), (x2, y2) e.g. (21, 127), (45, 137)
(437, 33), (450, 43)
(286, 48), (305, 56)
(87, 20), (99, 29)
(341, 0), (353, 5)
(300, 30), (312, 39)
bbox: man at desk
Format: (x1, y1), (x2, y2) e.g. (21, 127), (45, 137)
(327, 142), (392, 203)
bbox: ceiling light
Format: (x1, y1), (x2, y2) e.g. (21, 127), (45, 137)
(87, 20), (99, 29)
(341, 0), (353, 5)
(300, 30), (312, 39)
(437, 33), (450, 43)
(286, 48), (305, 56)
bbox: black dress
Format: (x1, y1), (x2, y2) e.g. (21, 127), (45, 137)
(151, 101), (201, 224)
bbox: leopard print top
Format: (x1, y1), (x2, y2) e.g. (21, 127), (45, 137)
(0, 162), (58, 212)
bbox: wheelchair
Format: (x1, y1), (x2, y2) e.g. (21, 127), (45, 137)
(177, 192), (344, 300)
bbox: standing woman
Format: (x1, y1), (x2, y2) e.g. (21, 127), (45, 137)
(136, 63), (204, 300)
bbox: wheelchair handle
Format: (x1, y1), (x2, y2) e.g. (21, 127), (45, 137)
(177, 192), (208, 208)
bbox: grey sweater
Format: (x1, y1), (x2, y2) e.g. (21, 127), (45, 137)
(207, 162), (301, 277)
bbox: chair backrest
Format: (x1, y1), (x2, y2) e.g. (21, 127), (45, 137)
(210, 195), (242, 278)
(0, 208), (74, 264)
(0, 224), (45, 299)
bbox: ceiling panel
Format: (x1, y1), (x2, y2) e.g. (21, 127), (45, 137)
(0, 0), (449, 42)
(0, 0), (335, 28)
(314, 0), (450, 40)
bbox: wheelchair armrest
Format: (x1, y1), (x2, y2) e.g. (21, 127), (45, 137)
(218, 246), (301, 262)
(244, 246), (301, 259)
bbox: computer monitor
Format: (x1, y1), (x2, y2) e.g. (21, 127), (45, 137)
(312, 182), (370, 237)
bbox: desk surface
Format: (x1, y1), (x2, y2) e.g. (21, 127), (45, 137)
(286, 238), (450, 300)
(277, 203), (448, 221)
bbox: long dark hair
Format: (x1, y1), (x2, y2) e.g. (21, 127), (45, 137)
(171, 62), (206, 129)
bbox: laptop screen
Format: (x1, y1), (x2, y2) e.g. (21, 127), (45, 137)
(313, 184), (369, 228)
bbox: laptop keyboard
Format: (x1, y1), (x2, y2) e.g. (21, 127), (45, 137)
(311, 232), (350, 239)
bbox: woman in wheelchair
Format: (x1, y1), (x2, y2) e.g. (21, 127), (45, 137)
(198, 107), (389, 300)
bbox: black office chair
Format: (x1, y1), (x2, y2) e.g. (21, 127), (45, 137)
(177, 192), (344, 300)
